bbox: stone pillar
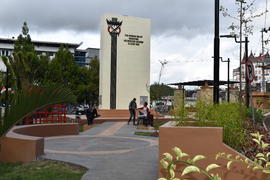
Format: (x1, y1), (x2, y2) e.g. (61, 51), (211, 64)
(197, 83), (213, 103)
(174, 88), (185, 108)
(229, 87), (239, 103)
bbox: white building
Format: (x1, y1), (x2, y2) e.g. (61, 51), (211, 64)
(0, 37), (99, 66)
(99, 14), (151, 109)
(233, 52), (270, 91)
(0, 37), (80, 59)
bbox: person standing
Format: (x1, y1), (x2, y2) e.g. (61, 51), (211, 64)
(128, 98), (137, 125)
(86, 105), (94, 125)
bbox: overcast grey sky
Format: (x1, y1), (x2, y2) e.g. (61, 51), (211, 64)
(0, 0), (268, 85)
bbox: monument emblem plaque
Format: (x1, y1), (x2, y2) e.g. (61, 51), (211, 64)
(99, 14), (150, 109)
(106, 18), (123, 109)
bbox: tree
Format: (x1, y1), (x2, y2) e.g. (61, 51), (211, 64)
(150, 83), (174, 101)
(46, 50), (100, 105)
(2, 22), (49, 91)
(45, 46), (80, 89)
(76, 56), (99, 105)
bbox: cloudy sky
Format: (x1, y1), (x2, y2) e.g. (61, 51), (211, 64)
(0, 0), (269, 86)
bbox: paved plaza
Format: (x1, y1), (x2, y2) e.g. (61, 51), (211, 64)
(43, 122), (159, 180)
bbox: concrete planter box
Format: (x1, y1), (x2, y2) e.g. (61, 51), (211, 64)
(0, 123), (79, 162)
(159, 121), (266, 180)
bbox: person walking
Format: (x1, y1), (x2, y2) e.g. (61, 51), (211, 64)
(128, 98), (137, 125)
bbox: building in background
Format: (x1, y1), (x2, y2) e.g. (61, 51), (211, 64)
(233, 52), (270, 91)
(0, 37), (99, 67)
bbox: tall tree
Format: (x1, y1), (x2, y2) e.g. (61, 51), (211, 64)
(2, 22), (49, 90)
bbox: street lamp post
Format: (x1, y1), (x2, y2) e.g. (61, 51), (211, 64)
(220, 34), (249, 107)
(220, 57), (230, 102)
(214, 0), (220, 104)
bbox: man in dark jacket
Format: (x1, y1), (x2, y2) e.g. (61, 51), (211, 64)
(128, 98), (137, 125)
(86, 105), (94, 125)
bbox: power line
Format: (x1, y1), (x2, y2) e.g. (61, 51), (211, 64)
(168, 59), (212, 63)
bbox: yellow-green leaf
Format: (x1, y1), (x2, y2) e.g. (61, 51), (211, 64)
(160, 159), (169, 169)
(158, 178), (167, 180)
(206, 164), (220, 172)
(172, 147), (182, 157)
(256, 153), (265, 158)
(169, 168), (175, 178)
(227, 161), (233, 170)
(163, 153), (173, 162)
(263, 170), (270, 174)
(262, 142), (269, 149)
(181, 166), (200, 176)
(253, 166), (262, 171)
(181, 153), (189, 158)
(192, 155), (206, 163)
(172, 178), (181, 180)
(253, 138), (261, 145)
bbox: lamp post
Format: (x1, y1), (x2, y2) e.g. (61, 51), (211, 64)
(213, 0), (220, 104)
(220, 34), (249, 107)
(220, 57), (230, 102)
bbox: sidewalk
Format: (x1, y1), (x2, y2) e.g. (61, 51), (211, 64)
(43, 122), (158, 180)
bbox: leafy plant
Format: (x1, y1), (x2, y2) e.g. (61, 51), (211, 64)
(0, 85), (76, 137)
(216, 132), (270, 178)
(159, 147), (221, 180)
(173, 100), (188, 126)
(159, 132), (270, 180)
(247, 107), (264, 123)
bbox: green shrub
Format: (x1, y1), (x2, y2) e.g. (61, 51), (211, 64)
(194, 101), (247, 151)
(173, 102), (188, 126)
(247, 107), (264, 123)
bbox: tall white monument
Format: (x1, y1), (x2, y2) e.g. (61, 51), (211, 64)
(99, 14), (151, 109)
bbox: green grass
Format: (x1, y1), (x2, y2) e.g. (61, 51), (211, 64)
(0, 159), (86, 180)
(134, 131), (154, 136)
(153, 121), (168, 129)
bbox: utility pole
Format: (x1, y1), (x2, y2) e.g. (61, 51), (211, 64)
(261, 27), (270, 92)
(245, 37), (249, 107)
(214, 0), (220, 104)
(239, 1), (243, 103)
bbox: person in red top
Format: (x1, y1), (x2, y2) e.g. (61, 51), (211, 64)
(137, 102), (153, 126)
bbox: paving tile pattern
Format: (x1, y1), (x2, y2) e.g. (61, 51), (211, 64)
(43, 122), (158, 180)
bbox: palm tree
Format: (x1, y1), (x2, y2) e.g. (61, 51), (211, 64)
(0, 85), (76, 137)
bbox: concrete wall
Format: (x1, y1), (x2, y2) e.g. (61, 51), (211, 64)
(159, 123), (266, 180)
(0, 123), (79, 162)
(252, 92), (270, 108)
(99, 14), (150, 109)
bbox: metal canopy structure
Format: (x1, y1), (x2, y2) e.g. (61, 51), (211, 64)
(168, 80), (239, 87)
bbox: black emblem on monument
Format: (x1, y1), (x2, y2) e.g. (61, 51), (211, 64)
(107, 17), (122, 109)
